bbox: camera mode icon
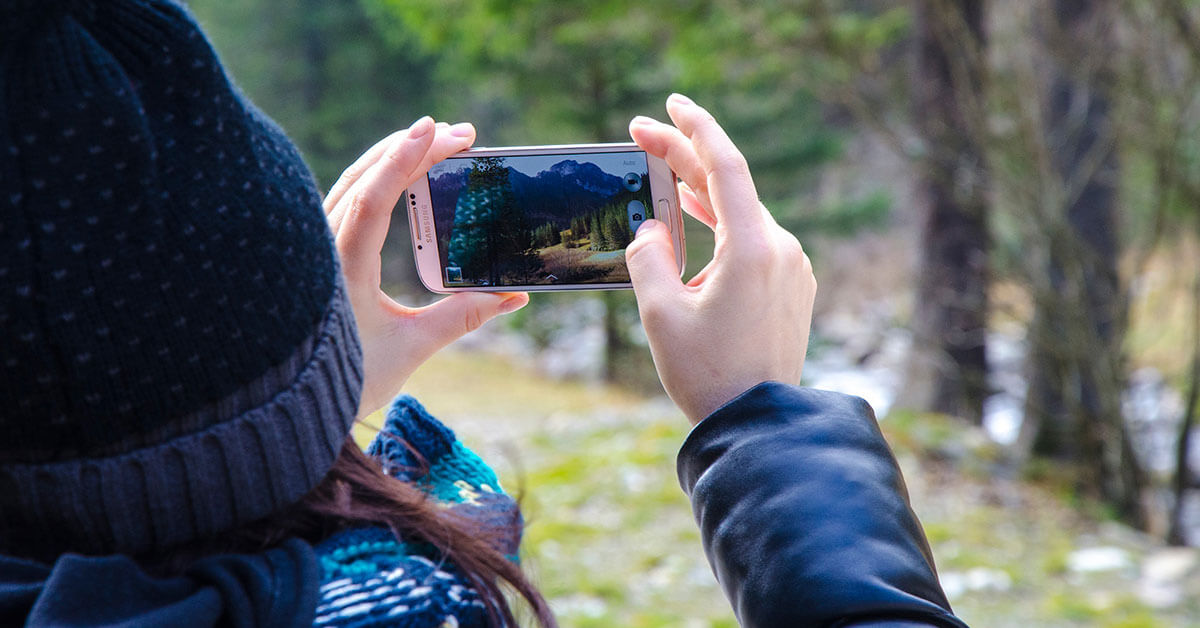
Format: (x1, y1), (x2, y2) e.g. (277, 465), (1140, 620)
(623, 172), (642, 192)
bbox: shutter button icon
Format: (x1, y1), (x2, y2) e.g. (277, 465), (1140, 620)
(627, 200), (646, 234)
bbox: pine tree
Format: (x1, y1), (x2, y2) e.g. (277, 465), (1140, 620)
(600, 209), (622, 252)
(589, 215), (605, 251)
(448, 157), (527, 284)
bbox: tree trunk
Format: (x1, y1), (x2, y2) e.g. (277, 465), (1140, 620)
(297, 0), (327, 154)
(900, 0), (991, 424)
(1021, 0), (1146, 528)
(1168, 270), (1200, 545)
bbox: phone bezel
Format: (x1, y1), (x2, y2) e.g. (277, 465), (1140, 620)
(405, 142), (685, 293)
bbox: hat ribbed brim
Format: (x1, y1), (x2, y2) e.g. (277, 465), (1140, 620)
(0, 282), (363, 559)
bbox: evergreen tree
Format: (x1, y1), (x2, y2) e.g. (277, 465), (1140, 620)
(589, 215), (606, 251)
(448, 158), (528, 284)
(616, 205), (633, 245)
(189, 0), (442, 295)
(532, 223), (560, 249)
(571, 215), (588, 239)
(603, 208), (625, 251)
(190, 0), (440, 187)
(603, 211), (616, 250)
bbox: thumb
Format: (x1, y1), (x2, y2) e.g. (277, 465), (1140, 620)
(626, 219), (684, 302)
(411, 291), (529, 353)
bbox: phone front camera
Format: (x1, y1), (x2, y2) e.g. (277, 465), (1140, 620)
(417, 244), (423, 250)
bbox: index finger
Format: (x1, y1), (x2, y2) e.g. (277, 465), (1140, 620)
(324, 129), (404, 215)
(333, 121), (475, 285)
(324, 122), (453, 214)
(664, 94), (764, 233)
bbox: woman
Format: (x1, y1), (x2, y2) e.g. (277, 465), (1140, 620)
(0, 1), (967, 626)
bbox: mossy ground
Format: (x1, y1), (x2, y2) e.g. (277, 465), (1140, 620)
(355, 350), (1200, 627)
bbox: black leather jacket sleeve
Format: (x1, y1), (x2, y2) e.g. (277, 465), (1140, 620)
(677, 382), (969, 627)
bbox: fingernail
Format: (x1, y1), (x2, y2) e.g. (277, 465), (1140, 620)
(448, 122), (474, 138)
(409, 116), (434, 138)
(631, 115), (658, 126)
(668, 93), (694, 106)
(635, 219), (662, 238)
(498, 295), (527, 314)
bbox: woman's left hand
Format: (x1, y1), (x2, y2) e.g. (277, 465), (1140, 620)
(324, 116), (528, 419)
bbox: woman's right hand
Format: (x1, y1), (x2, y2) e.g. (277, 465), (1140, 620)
(323, 117), (528, 420)
(626, 94), (817, 425)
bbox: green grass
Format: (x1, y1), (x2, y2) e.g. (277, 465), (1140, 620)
(357, 350), (733, 625)
(356, 349), (1200, 627)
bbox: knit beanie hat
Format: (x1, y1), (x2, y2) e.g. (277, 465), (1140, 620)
(0, 1), (364, 560)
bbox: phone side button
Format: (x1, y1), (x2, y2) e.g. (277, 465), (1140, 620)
(657, 199), (670, 226)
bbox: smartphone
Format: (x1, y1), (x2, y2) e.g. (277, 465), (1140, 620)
(406, 143), (685, 292)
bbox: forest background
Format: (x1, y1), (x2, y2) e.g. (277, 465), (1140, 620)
(189, 1), (1200, 626)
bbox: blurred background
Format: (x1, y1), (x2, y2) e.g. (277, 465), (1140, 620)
(189, 1), (1200, 626)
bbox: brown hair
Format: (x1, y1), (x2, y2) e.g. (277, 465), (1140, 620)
(143, 438), (557, 627)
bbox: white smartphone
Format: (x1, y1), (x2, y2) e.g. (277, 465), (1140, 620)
(405, 143), (685, 292)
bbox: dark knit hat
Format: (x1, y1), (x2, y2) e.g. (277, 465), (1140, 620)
(0, 1), (363, 560)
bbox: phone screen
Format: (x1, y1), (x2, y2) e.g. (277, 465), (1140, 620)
(426, 150), (655, 288)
